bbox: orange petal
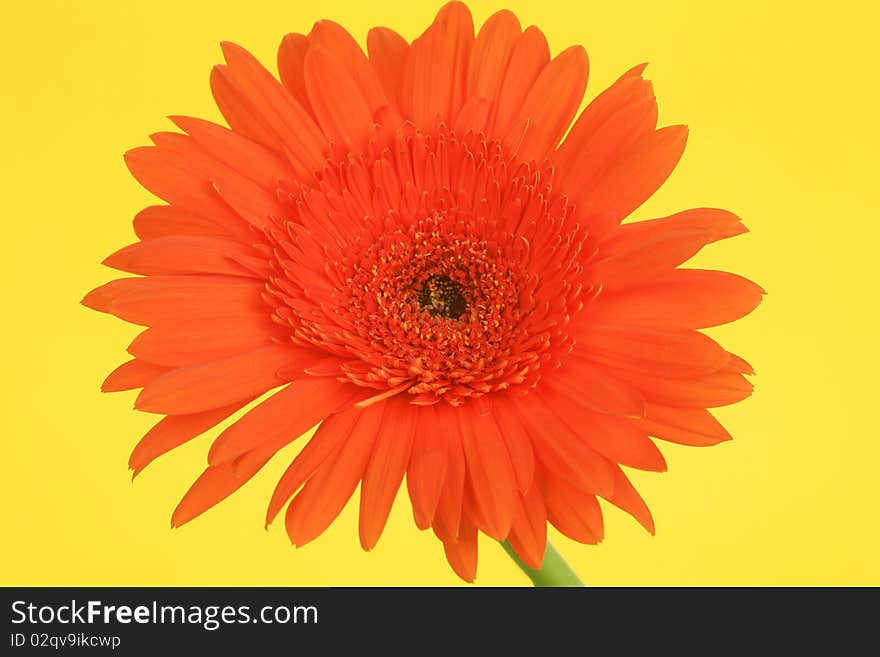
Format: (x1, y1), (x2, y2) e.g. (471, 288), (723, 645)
(545, 395), (668, 472)
(359, 396), (418, 550)
(603, 464), (655, 534)
(577, 125), (689, 235)
(304, 44), (376, 149)
(502, 45), (589, 162)
(506, 487), (547, 570)
(309, 20), (391, 119)
(277, 33), (313, 116)
(169, 115), (291, 190)
(633, 404), (732, 446)
(264, 407), (360, 526)
(103, 236), (258, 278)
(402, 1), (474, 127)
(284, 402), (385, 547)
(124, 146), (241, 227)
(590, 269), (765, 329)
(367, 27), (409, 109)
(129, 403), (247, 476)
(461, 9), (521, 132)
(432, 403), (467, 540)
(90, 275), (265, 326)
(135, 344), (297, 414)
(490, 26), (549, 135)
(101, 359), (169, 392)
(610, 367), (754, 409)
(127, 314), (282, 367)
(407, 405), (449, 530)
(171, 439), (278, 527)
(457, 406), (518, 539)
(543, 361), (645, 418)
(209, 377), (361, 465)
(132, 205), (245, 241)
(213, 42), (326, 173)
(575, 325), (730, 378)
(541, 469), (604, 544)
(500, 393), (615, 497)
(489, 398), (535, 493)
(439, 517), (478, 582)
(555, 75), (656, 192)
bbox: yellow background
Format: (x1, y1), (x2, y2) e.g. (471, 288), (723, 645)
(2, 0), (878, 586)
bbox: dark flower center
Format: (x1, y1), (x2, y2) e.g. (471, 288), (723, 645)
(417, 275), (468, 319)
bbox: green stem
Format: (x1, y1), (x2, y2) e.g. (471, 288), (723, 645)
(501, 540), (584, 587)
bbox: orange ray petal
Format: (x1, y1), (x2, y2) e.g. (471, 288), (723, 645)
(633, 404), (733, 446)
(439, 517), (478, 583)
(170, 438), (280, 527)
(359, 396), (418, 549)
(578, 125), (689, 235)
(502, 45), (588, 163)
(264, 407), (360, 526)
(103, 236), (259, 278)
(213, 42), (326, 173)
(277, 33), (314, 116)
(135, 344), (297, 414)
(575, 325), (730, 378)
(610, 367), (754, 408)
(101, 358), (169, 392)
(284, 402), (385, 547)
(506, 487), (547, 570)
(169, 115), (291, 190)
(457, 404), (518, 539)
(367, 27), (409, 109)
(544, 393), (668, 472)
(603, 464), (655, 534)
(209, 377), (362, 465)
(127, 313), (282, 367)
(129, 402), (247, 476)
(304, 44), (376, 149)
(402, 1), (474, 128)
(407, 405), (449, 530)
(488, 398), (535, 493)
(431, 402), (467, 540)
(590, 269), (765, 329)
(543, 361), (645, 418)
(541, 469), (604, 544)
(490, 26), (549, 135)
(132, 205), (246, 241)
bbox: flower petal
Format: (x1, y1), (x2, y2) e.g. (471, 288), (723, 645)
(367, 27), (409, 108)
(359, 396), (418, 549)
(284, 402), (384, 547)
(101, 359), (169, 392)
(127, 313), (283, 367)
(577, 125), (689, 235)
(506, 487), (547, 570)
(103, 236), (259, 278)
(590, 269), (765, 329)
(633, 404), (732, 446)
(402, 1), (474, 127)
(129, 403), (247, 476)
(277, 33), (313, 115)
(208, 377), (362, 465)
(491, 26), (549, 135)
(457, 403), (518, 539)
(502, 45), (589, 162)
(135, 344), (298, 414)
(407, 405), (449, 530)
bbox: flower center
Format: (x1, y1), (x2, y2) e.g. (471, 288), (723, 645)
(417, 275), (467, 319)
(263, 125), (593, 405)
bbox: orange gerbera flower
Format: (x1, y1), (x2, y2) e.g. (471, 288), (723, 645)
(84, 1), (762, 582)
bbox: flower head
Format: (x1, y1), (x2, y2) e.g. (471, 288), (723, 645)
(84, 1), (763, 581)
